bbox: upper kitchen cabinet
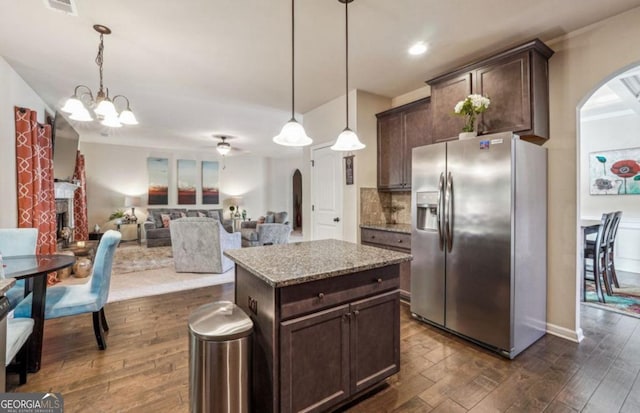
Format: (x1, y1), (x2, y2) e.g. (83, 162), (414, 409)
(377, 97), (432, 191)
(427, 39), (554, 144)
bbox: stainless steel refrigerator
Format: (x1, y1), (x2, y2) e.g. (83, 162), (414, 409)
(410, 132), (547, 359)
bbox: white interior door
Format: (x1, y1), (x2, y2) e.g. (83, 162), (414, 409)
(311, 145), (343, 240)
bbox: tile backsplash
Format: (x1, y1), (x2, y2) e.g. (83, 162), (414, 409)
(360, 188), (411, 225)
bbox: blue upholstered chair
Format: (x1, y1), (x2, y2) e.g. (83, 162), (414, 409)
(0, 228), (38, 309)
(14, 230), (121, 350)
(6, 318), (34, 384)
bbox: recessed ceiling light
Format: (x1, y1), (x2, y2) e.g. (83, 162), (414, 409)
(409, 42), (428, 56)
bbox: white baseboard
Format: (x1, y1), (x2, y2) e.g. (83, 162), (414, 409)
(546, 323), (584, 343)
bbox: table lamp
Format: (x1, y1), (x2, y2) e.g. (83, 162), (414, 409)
(124, 196), (142, 222)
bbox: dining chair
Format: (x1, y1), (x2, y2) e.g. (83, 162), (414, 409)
(604, 211), (623, 289)
(5, 318), (34, 385)
(0, 228), (38, 309)
(584, 212), (613, 302)
(13, 230), (121, 350)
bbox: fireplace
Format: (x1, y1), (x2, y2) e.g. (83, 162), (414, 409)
(55, 199), (69, 243)
(54, 182), (79, 247)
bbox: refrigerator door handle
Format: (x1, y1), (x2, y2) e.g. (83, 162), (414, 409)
(445, 172), (454, 252)
(437, 172), (445, 250)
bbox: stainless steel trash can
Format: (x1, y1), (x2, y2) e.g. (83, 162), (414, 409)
(189, 301), (253, 413)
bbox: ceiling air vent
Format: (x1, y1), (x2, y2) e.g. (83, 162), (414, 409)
(43, 0), (78, 16)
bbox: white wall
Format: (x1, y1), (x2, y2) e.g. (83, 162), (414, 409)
(580, 113), (640, 219)
(302, 90), (391, 243)
(580, 112), (640, 273)
(0, 57), (51, 228)
(546, 6), (640, 341)
(79, 141), (268, 232)
(265, 156), (305, 226)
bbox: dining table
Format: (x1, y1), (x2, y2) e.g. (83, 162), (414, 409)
(3, 254), (76, 372)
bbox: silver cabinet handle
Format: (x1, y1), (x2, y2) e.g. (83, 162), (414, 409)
(318, 292), (324, 299)
(437, 172), (445, 251)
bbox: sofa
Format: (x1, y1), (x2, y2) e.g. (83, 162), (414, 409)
(169, 217), (241, 273)
(240, 211), (291, 247)
(144, 208), (226, 247)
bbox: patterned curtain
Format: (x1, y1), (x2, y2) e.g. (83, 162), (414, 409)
(73, 151), (88, 240)
(15, 107), (58, 285)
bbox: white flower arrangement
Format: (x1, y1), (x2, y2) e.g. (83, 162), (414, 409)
(454, 94), (490, 132)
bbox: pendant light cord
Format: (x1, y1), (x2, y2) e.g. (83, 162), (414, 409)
(291, 0), (295, 120)
(344, 0), (349, 129)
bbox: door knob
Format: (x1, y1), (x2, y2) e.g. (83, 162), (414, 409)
(333, 217), (340, 222)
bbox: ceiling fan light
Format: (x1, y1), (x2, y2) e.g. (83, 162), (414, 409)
(61, 96), (85, 114)
(217, 142), (231, 156)
(119, 109), (138, 125)
(331, 128), (365, 151)
(100, 114), (122, 128)
(273, 119), (312, 147)
(68, 107), (93, 122)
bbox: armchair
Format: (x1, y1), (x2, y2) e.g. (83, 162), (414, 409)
(240, 211), (291, 247)
(14, 230), (122, 350)
(170, 217), (241, 273)
(0, 228), (38, 309)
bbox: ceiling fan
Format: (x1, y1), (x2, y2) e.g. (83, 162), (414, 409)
(210, 135), (247, 169)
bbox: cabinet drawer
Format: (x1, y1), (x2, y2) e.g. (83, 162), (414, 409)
(279, 266), (400, 320)
(361, 228), (411, 250)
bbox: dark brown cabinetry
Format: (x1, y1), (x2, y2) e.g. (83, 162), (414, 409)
(280, 291), (399, 413)
(427, 39), (554, 144)
(235, 264), (401, 413)
(361, 228), (411, 301)
(377, 97), (431, 191)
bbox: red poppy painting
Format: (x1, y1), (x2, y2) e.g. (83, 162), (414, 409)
(590, 148), (640, 195)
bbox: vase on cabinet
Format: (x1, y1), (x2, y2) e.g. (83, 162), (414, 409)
(459, 131), (478, 140)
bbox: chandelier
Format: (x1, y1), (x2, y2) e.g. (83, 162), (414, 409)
(61, 24), (138, 128)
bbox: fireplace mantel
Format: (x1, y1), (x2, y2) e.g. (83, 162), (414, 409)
(54, 181), (79, 199)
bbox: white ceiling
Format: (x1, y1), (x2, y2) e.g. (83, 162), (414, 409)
(2, 0), (640, 157)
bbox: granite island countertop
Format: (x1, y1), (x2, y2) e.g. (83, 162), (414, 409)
(0, 278), (16, 296)
(224, 239), (412, 288)
(360, 223), (411, 234)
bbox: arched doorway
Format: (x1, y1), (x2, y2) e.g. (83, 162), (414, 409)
(292, 169), (302, 232)
(577, 62), (640, 318)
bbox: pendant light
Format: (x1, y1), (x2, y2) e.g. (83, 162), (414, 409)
(331, 0), (365, 151)
(273, 0), (312, 147)
(61, 25), (138, 128)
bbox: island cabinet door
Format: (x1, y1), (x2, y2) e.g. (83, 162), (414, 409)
(280, 304), (351, 413)
(350, 290), (400, 394)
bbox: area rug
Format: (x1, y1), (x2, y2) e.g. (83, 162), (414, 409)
(111, 245), (174, 275)
(56, 243), (235, 302)
(584, 281), (640, 319)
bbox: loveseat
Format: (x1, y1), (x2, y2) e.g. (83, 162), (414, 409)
(144, 208), (226, 247)
(240, 211), (291, 247)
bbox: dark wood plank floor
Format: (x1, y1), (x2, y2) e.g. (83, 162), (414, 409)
(8, 285), (640, 412)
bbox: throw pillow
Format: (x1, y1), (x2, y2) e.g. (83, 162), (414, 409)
(152, 210), (167, 228)
(197, 211), (207, 218)
(207, 210), (220, 220)
(160, 213), (171, 228)
(265, 214), (275, 223)
(258, 216), (266, 224)
(170, 211), (182, 220)
(274, 211), (288, 224)
(180, 211), (187, 218)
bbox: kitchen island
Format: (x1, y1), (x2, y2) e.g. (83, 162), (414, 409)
(224, 239), (412, 413)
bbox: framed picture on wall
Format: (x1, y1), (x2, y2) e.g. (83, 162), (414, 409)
(589, 147), (640, 195)
(147, 157), (169, 205)
(345, 155), (354, 185)
(177, 159), (197, 204)
(202, 161), (220, 204)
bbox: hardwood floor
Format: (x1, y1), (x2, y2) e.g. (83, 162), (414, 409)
(8, 285), (640, 412)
